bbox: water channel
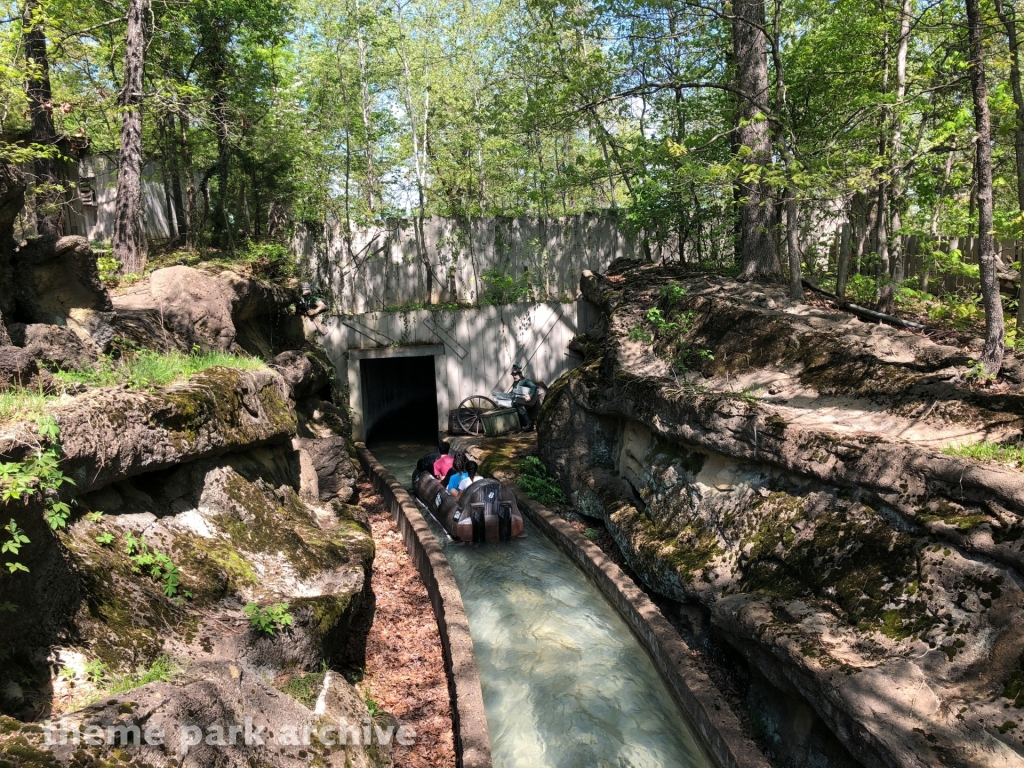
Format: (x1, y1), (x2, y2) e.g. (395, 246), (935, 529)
(368, 440), (712, 768)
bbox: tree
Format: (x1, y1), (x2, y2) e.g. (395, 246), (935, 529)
(994, 0), (1024, 333)
(731, 0), (780, 279)
(22, 0), (62, 237)
(112, 0), (150, 274)
(966, 0), (1005, 374)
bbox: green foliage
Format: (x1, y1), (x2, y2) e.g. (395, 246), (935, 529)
(237, 240), (296, 280)
(0, 418), (73, 585)
(658, 282), (687, 303)
(517, 455), (567, 505)
(964, 359), (996, 384)
(943, 441), (1024, 469)
(627, 325), (653, 343)
(107, 655), (180, 694)
(0, 389), (53, 424)
(95, 532), (115, 546)
(927, 296), (983, 330)
(245, 602), (294, 634)
(845, 274), (878, 306)
(95, 255), (121, 286)
(54, 349), (265, 391)
(84, 659), (108, 684)
(124, 532), (191, 599)
(646, 307), (681, 335)
(479, 263), (532, 305)
(2, 520), (29, 574)
(583, 527), (599, 541)
(364, 691), (383, 717)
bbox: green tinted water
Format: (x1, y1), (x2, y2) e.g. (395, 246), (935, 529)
(369, 440), (711, 768)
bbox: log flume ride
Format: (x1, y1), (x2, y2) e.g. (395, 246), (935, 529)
(412, 461), (526, 543)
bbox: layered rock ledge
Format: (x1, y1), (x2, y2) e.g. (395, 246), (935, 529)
(0, 363), (383, 767)
(541, 265), (1024, 768)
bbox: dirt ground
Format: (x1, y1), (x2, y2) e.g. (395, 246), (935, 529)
(357, 475), (456, 768)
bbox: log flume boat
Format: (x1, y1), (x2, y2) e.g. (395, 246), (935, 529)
(412, 460), (526, 543)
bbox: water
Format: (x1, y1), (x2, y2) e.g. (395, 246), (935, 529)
(369, 440), (712, 768)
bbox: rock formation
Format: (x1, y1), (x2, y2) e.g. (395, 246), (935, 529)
(112, 265), (303, 356)
(541, 265), (1024, 767)
(0, 356), (385, 767)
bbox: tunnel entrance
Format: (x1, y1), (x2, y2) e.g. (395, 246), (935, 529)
(360, 354), (439, 445)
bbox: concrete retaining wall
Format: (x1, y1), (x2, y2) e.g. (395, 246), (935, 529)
(325, 300), (600, 440)
(356, 444), (492, 768)
(507, 484), (770, 768)
(296, 215), (639, 314)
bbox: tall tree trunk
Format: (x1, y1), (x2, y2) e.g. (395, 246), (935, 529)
(923, 148), (956, 294)
(836, 221), (852, 300)
(875, 8), (894, 313)
(732, 0), (780, 278)
(197, 10), (231, 248)
(112, 0), (151, 275)
(178, 113), (195, 249)
(355, 0), (377, 214)
(22, 0), (63, 237)
(967, 0), (1006, 374)
(995, 0), (1024, 331)
(770, 0), (802, 298)
(888, 0), (913, 299)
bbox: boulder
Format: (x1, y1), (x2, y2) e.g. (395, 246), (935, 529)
(0, 310), (10, 347)
(66, 307), (117, 355)
(5, 664), (392, 768)
(112, 266), (302, 356)
(22, 323), (97, 371)
(0, 345), (53, 391)
(8, 235), (111, 325)
(293, 435), (357, 503)
(271, 349), (331, 400)
(0, 366), (295, 493)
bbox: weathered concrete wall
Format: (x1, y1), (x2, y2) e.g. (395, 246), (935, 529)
(19, 156), (176, 242)
(296, 215), (639, 314)
(322, 300), (600, 440)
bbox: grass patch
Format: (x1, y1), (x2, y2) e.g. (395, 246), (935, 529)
(71, 654), (182, 709)
(942, 441), (1024, 470)
(106, 654), (181, 694)
(279, 667), (327, 710)
(54, 349), (265, 391)
(0, 388), (53, 423)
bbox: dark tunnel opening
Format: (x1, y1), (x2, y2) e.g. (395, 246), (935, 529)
(361, 355), (439, 445)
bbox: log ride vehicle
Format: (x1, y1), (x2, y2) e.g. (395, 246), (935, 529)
(412, 464), (526, 543)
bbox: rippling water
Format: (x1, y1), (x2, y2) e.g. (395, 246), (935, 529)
(369, 440), (711, 768)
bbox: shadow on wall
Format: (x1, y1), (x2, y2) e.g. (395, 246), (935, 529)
(360, 355), (439, 445)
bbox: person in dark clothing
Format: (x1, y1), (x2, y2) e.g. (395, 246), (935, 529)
(510, 362), (538, 431)
(413, 440), (450, 486)
(296, 282), (329, 335)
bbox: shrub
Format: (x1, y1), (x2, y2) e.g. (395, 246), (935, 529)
(245, 602), (294, 634)
(517, 455), (567, 505)
(479, 263), (532, 305)
(238, 240), (296, 281)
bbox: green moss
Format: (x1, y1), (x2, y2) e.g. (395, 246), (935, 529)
(279, 669), (328, 709)
(1003, 655), (1024, 708)
(610, 499), (721, 581)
